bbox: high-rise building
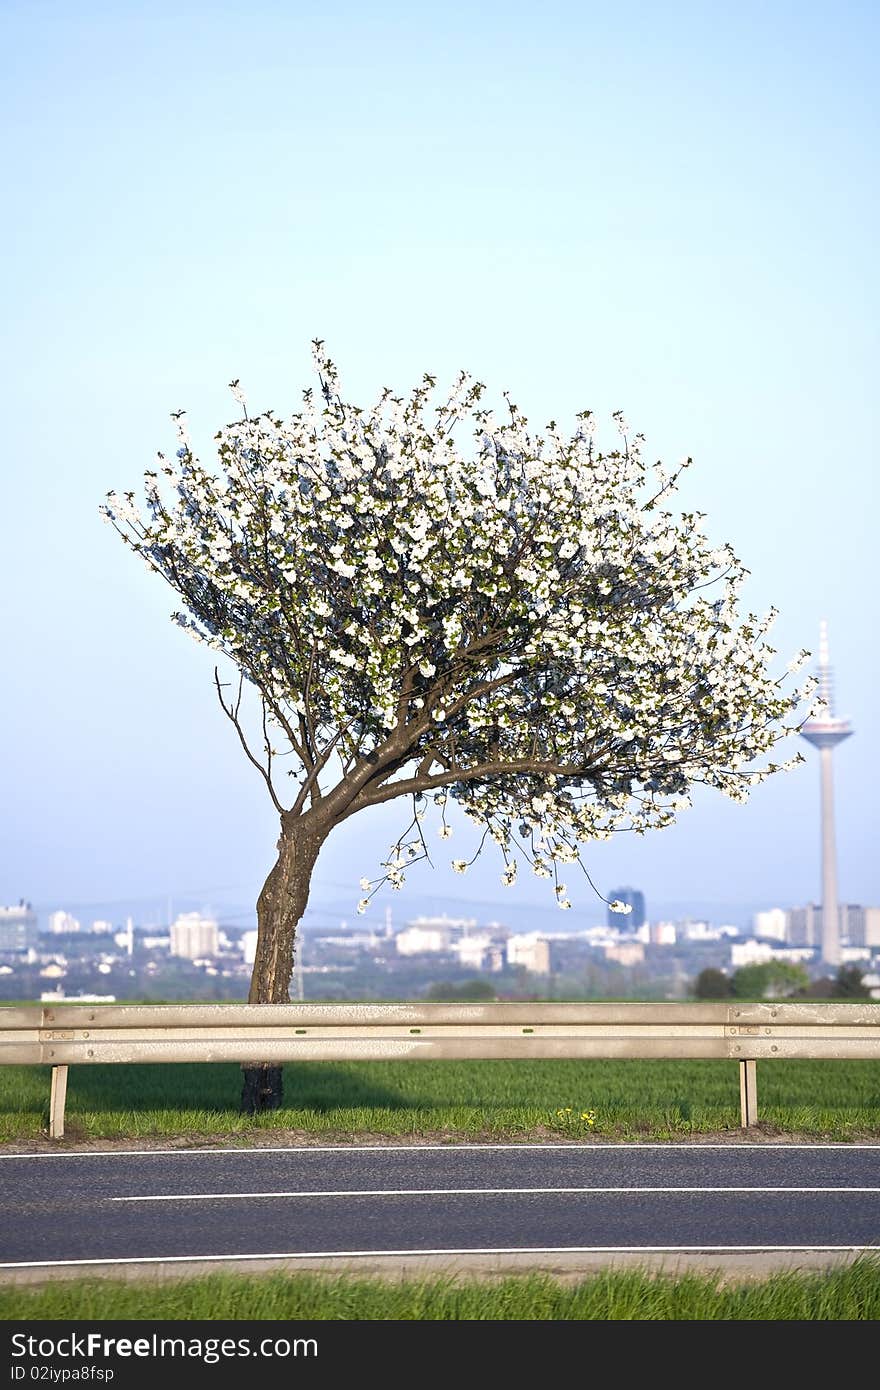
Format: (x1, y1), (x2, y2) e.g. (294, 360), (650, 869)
(865, 909), (880, 948)
(606, 887), (646, 929)
(838, 905), (880, 948)
(840, 904), (864, 946)
(799, 621), (853, 965)
(787, 904), (821, 948)
(754, 903), (880, 951)
(753, 901), (880, 951)
(169, 912), (219, 960)
(0, 902), (38, 954)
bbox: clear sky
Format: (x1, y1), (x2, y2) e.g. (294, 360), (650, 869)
(1, 0), (877, 933)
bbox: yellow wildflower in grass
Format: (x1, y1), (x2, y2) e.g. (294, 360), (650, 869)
(553, 1106), (598, 1131)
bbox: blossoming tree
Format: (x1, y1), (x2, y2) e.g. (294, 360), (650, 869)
(103, 343), (813, 1111)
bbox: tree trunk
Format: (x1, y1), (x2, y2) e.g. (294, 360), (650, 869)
(240, 814), (324, 1114)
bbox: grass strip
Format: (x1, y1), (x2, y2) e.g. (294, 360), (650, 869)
(2, 1262), (880, 1320)
(2, 1059), (879, 1144)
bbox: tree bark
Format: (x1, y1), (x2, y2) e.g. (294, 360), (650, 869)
(240, 814), (324, 1113)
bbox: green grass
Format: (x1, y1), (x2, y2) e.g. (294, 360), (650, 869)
(2, 1261), (879, 1319)
(2, 1057), (879, 1143)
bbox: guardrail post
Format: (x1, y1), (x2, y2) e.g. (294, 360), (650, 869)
(49, 1065), (68, 1139)
(739, 1059), (758, 1128)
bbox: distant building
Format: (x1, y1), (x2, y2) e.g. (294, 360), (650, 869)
(40, 991), (116, 1004)
(506, 933), (551, 975)
(840, 905), (880, 948)
(452, 933), (505, 973)
(731, 940), (815, 967)
(606, 887), (645, 929)
(634, 921), (676, 945)
(396, 926), (449, 955)
(679, 920), (740, 942)
(241, 930), (258, 965)
(787, 905), (821, 948)
(753, 903), (880, 950)
(395, 915), (478, 955)
(754, 909), (787, 941)
(649, 922), (677, 945)
(47, 910), (80, 934)
(732, 939), (775, 966)
(169, 912), (219, 960)
(840, 904), (864, 945)
(0, 902), (38, 954)
(113, 918), (134, 956)
(583, 925), (618, 946)
(604, 941), (645, 967)
(90, 919), (113, 934)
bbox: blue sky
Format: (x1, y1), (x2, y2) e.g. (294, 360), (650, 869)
(1, 1), (877, 932)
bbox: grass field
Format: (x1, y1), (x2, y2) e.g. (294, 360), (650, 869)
(2, 1057), (879, 1143)
(2, 1261), (879, 1319)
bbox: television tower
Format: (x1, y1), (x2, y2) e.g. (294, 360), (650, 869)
(799, 621), (853, 966)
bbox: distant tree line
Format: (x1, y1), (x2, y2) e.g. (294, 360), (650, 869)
(692, 963), (872, 1001)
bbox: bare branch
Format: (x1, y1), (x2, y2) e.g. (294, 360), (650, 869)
(261, 694), (310, 766)
(261, 697), (276, 797)
(213, 666), (285, 815)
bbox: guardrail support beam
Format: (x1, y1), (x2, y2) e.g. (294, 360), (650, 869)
(739, 1058), (758, 1128)
(49, 1065), (68, 1139)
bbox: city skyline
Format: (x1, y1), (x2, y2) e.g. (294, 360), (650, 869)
(2, 3), (877, 923)
(6, 891), (878, 1013)
(14, 881), (880, 941)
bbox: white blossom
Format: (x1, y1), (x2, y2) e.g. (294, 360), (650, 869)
(103, 342), (810, 919)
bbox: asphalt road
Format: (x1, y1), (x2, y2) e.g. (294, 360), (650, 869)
(1, 1143), (878, 1277)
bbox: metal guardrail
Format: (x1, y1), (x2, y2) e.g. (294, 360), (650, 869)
(1, 1001), (878, 1138)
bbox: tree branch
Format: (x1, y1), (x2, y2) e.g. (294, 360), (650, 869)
(338, 755), (594, 820)
(291, 715), (361, 816)
(214, 667), (285, 815)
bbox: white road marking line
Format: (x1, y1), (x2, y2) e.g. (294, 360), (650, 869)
(110, 1185), (880, 1202)
(3, 1142), (880, 1159)
(0, 1244), (876, 1270)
